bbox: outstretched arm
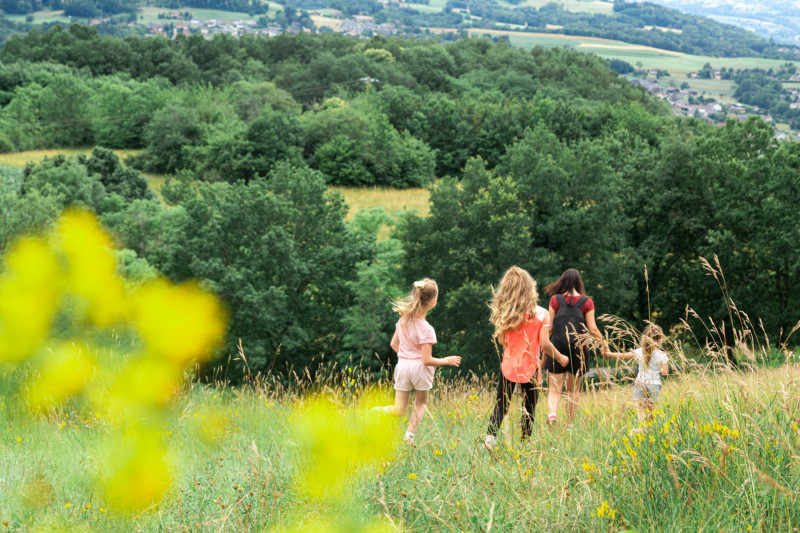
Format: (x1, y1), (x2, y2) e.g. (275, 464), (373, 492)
(602, 347), (635, 360)
(421, 344), (461, 367)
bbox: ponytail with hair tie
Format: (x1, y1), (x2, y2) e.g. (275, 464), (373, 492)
(394, 278), (438, 321)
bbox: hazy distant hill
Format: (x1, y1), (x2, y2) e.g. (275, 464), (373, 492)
(648, 0), (800, 46)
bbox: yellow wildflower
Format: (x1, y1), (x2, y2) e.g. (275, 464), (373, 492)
(0, 238), (61, 362)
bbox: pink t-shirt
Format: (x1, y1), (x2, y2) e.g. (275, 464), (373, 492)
(395, 318), (437, 359)
(501, 306), (550, 384)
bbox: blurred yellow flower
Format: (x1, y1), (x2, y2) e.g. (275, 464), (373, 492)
(56, 210), (127, 327)
(105, 356), (181, 411)
(0, 210), (229, 513)
(26, 342), (95, 412)
(290, 394), (395, 501)
(0, 238), (61, 362)
(101, 432), (171, 512)
(131, 279), (226, 365)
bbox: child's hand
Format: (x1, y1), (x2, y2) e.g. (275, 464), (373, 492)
(557, 354), (569, 367)
(446, 356), (461, 367)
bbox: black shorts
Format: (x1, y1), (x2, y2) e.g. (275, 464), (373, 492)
(543, 347), (590, 375)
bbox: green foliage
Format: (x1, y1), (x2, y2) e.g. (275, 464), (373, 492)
(142, 104), (203, 174)
(83, 147), (155, 202)
(302, 98), (435, 187)
(0, 186), (59, 254)
(339, 208), (405, 374)
(158, 163), (375, 376)
(20, 156), (107, 211)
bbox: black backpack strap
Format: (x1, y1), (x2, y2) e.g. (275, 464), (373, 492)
(556, 293), (567, 309)
(574, 296), (588, 310)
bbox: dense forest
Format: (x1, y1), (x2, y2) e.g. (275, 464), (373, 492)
(1, 30), (798, 380)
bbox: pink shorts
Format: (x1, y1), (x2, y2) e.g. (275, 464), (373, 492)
(393, 358), (435, 391)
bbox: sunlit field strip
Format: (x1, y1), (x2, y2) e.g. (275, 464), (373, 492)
(0, 148), (160, 201)
(0, 149), (429, 222)
(333, 186), (430, 221)
(0, 148), (141, 168)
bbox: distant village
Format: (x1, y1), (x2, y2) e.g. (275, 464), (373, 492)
(631, 68), (800, 141)
(94, 10), (398, 39)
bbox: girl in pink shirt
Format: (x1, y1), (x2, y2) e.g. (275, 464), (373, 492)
(484, 267), (567, 449)
(376, 278), (460, 445)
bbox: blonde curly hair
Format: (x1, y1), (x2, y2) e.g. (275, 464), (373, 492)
(489, 266), (538, 337)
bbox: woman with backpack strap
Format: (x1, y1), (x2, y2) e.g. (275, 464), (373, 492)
(542, 268), (604, 427)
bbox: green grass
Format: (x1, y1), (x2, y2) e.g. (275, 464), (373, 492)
(0, 359), (797, 530)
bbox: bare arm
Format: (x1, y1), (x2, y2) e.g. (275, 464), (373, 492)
(602, 349), (635, 360)
(390, 330), (399, 353)
(584, 309), (603, 341)
(421, 344), (461, 367)
(548, 306), (556, 337)
(659, 363), (669, 375)
(539, 324), (569, 366)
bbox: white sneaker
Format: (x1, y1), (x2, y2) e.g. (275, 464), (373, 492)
(404, 432), (415, 445)
(484, 434), (497, 450)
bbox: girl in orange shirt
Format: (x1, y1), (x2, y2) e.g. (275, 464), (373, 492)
(484, 266), (567, 449)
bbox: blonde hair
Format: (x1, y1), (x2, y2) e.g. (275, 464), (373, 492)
(489, 266), (538, 336)
(640, 324), (664, 368)
(393, 278), (438, 321)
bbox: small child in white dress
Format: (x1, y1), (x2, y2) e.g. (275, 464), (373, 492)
(604, 324), (668, 425)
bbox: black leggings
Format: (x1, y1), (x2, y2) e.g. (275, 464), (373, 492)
(486, 374), (539, 438)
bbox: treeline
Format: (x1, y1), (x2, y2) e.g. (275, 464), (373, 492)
(440, 0), (797, 59)
(0, 0), (136, 16)
(1, 33), (798, 381)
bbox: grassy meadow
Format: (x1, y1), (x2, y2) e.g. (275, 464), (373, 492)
(4, 10), (71, 24)
(1, 353), (797, 531)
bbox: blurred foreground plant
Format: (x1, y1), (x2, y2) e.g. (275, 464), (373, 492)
(280, 392), (399, 532)
(0, 209), (227, 511)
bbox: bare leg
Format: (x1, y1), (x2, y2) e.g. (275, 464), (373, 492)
(407, 389), (429, 435)
(392, 390), (410, 417)
(547, 373), (566, 419)
(636, 400), (655, 424)
(565, 373), (582, 424)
